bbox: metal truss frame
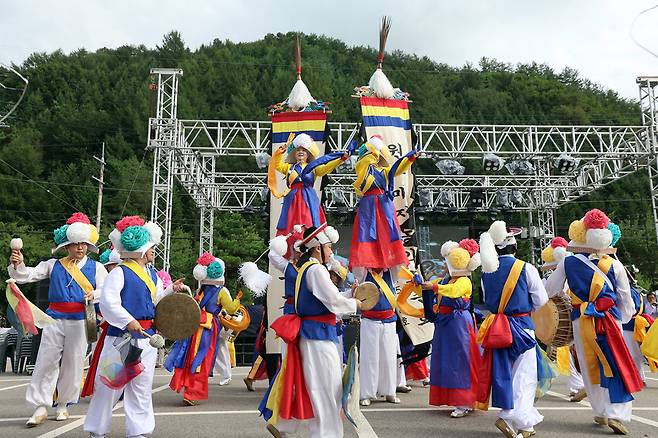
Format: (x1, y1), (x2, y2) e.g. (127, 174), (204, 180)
(638, 77), (658, 242)
(147, 68), (658, 268)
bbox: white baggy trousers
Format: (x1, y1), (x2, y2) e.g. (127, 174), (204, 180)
(26, 319), (87, 408)
(276, 338), (345, 438)
(572, 319), (632, 422)
(214, 337), (232, 381)
(359, 318), (397, 400)
(83, 336), (157, 437)
(498, 329), (544, 431)
(622, 330), (646, 383)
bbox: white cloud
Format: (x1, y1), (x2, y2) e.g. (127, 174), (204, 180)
(1, 0), (657, 99)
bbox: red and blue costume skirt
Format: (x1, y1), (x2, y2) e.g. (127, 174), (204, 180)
(429, 304), (480, 407)
(276, 182), (326, 237)
(165, 312), (219, 401)
(350, 188), (408, 270)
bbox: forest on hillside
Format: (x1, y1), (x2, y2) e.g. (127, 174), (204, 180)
(0, 30), (655, 298)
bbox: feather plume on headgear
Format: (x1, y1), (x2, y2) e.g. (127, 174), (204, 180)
(286, 35), (316, 111)
(239, 262), (272, 297)
(368, 16), (395, 99)
(479, 232), (499, 273)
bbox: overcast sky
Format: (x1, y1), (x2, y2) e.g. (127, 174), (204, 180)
(2, 0), (658, 100)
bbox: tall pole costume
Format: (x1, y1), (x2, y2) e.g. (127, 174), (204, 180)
(539, 237), (586, 402)
(83, 216), (185, 438)
(268, 36), (348, 256)
(477, 221), (548, 438)
(7, 212), (106, 427)
(421, 239), (481, 418)
(166, 253), (242, 405)
(349, 134), (416, 276)
(545, 209), (642, 435)
(260, 224), (359, 438)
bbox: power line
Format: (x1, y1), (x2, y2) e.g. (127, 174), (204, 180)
(0, 156), (80, 211)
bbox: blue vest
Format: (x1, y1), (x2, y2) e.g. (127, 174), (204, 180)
(283, 263), (299, 315)
(107, 265), (159, 337)
(288, 163), (316, 187)
(47, 258), (97, 320)
(295, 262), (337, 342)
(363, 270), (397, 323)
(481, 256), (534, 330)
(564, 255), (619, 321)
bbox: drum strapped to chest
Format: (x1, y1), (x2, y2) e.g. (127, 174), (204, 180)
(154, 292), (201, 341)
(354, 282), (379, 311)
(219, 305), (251, 341)
(532, 295), (573, 348)
(84, 299), (98, 343)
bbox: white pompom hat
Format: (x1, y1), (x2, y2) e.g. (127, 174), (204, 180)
(52, 212), (100, 254)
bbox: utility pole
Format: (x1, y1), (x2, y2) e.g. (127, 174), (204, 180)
(93, 143), (106, 231)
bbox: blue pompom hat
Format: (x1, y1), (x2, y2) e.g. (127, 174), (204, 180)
(108, 215), (163, 259)
(193, 252), (226, 285)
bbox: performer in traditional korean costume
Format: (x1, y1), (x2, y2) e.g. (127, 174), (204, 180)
(477, 221), (548, 438)
(8, 212), (106, 426)
(540, 237), (587, 402)
(358, 266), (402, 406)
(260, 224), (360, 438)
(421, 239), (481, 418)
(84, 216), (185, 438)
(270, 134), (348, 245)
(166, 253), (241, 404)
(545, 209), (642, 435)
(349, 135), (416, 277)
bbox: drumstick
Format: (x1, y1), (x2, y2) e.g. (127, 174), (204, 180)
(140, 330), (165, 348)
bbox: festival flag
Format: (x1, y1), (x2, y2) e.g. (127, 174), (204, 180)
(5, 279), (55, 335)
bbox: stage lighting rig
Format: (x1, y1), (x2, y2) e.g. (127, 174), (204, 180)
(483, 153), (505, 172)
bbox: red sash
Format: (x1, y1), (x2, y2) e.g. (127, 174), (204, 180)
(362, 309), (396, 320)
(48, 302), (84, 313)
(270, 314), (313, 420)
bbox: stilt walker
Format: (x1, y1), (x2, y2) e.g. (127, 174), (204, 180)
(349, 134), (416, 277)
(421, 239), (481, 418)
(477, 221), (548, 438)
(540, 237), (586, 402)
(84, 215), (185, 438)
(545, 209), (642, 435)
(7, 212), (106, 427)
(166, 253), (242, 404)
(260, 224), (360, 438)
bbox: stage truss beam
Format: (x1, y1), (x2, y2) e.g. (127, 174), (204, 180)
(148, 69), (658, 268)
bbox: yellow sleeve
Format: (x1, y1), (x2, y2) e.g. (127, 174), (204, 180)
(274, 150), (291, 175)
(436, 277), (472, 299)
(354, 154), (378, 195)
(313, 156), (344, 177)
(394, 157), (415, 176)
(218, 287), (241, 314)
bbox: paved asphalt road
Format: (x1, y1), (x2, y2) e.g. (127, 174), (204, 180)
(0, 367), (657, 437)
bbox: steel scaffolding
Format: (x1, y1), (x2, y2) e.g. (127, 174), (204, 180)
(147, 69), (658, 268)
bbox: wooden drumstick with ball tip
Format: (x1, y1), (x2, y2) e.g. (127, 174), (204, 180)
(9, 236), (23, 267)
(140, 330), (165, 349)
